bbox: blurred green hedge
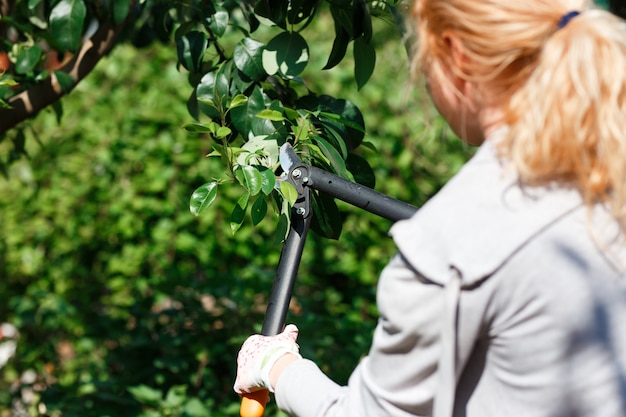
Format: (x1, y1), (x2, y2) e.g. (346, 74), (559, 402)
(0, 18), (470, 417)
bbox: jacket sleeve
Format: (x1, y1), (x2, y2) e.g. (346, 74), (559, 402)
(275, 254), (447, 417)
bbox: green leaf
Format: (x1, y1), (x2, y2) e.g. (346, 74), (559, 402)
(14, 45), (43, 75)
(177, 31), (207, 72)
(256, 109), (284, 121)
(230, 193), (250, 234)
(234, 38), (266, 81)
(301, 95), (365, 150)
(27, 0), (47, 28)
(233, 69), (256, 94)
(52, 100), (63, 124)
(346, 153), (375, 188)
(215, 126), (232, 139)
(360, 140), (377, 152)
(0, 77), (17, 88)
(263, 31), (309, 79)
(272, 212), (290, 245)
(53, 70), (75, 92)
(258, 166), (276, 195)
(229, 94), (248, 109)
(352, 0), (373, 42)
(319, 123), (348, 159)
(311, 191), (342, 240)
(230, 85), (274, 139)
(196, 69), (230, 120)
(189, 182), (218, 216)
(112, 0), (130, 25)
(322, 22), (350, 70)
(183, 123), (213, 133)
(164, 385), (186, 408)
(208, 7), (229, 37)
(128, 385), (162, 406)
(314, 136), (351, 179)
(279, 181), (298, 207)
(28, 0), (44, 12)
(183, 398), (211, 417)
(251, 197), (267, 226)
(287, 0), (318, 25)
(49, 0), (87, 52)
(235, 166), (263, 196)
(354, 37), (376, 90)
(255, 0), (288, 29)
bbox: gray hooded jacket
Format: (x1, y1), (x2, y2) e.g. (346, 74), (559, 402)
(275, 137), (626, 417)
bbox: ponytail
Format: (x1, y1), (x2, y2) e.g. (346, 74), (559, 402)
(502, 9), (626, 230)
(411, 0), (626, 231)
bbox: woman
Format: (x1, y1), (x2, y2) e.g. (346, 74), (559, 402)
(234, 1), (626, 416)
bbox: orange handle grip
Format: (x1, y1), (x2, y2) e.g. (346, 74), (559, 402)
(240, 389), (269, 417)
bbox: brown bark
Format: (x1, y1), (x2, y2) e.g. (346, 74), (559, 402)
(0, 18), (126, 135)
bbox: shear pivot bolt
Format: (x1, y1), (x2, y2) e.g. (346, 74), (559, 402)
(292, 169), (302, 179)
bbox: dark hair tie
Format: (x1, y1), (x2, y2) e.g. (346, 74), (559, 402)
(558, 11), (580, 28)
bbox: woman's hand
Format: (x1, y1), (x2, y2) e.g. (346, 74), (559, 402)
(234, 324), (302, 394)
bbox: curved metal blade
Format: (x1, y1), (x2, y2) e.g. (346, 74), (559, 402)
(279, 143), (301, 173)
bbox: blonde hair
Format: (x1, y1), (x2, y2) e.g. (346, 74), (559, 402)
(411, 0), (626, 232)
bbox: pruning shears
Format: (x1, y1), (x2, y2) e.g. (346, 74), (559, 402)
(240, 144), (417, 417)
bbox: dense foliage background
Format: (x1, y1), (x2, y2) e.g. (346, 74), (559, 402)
(0, 8), (472, 417)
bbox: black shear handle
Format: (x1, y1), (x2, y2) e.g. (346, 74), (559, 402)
(240, 205), (312, 417)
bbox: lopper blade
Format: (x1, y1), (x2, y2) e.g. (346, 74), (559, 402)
(279, 143), (301, 174)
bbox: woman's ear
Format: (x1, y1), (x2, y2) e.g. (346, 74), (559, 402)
(441, 30), (468, 91)
(442, 30), (467, 72)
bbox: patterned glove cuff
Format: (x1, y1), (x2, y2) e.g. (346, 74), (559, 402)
(259, 344), (302, 392)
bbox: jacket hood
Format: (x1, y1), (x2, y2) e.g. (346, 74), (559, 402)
(390, 139), (583, 288)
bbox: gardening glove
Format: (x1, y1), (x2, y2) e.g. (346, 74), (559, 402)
(234, 324), (302, 394)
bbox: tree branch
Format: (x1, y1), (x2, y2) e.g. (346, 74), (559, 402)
(0, 19), (124, 135)
(0, 0), (15, 20)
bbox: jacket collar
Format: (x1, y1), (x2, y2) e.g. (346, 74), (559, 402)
(390, 134), (583, 287)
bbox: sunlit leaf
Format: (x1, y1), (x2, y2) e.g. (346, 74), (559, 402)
(183, 123), (212, 133)
(15, 45), (43, 75)
(256, 109), (284, 121)
(235, 165), (263, 195)
(287, 0), (319, 25)
(230, 94), (248, 109)
(255, 0), (287, 29)
(320, 124), (348, 159)
(196, 69), (230, 120)
(215, 126), (232, 138)
(49, 0), (86, 52)
(27, 0), (47, 28)
(263, 31), (309, 79)
(234, 38), (265, 81)
(128, 385), (162, 406)
(208, 7), (229, 37)
(189, 182), (218, 216)
(258, 166), (276, 194)
(279, 181), (298, 206)
(314, 136), (351, 179)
